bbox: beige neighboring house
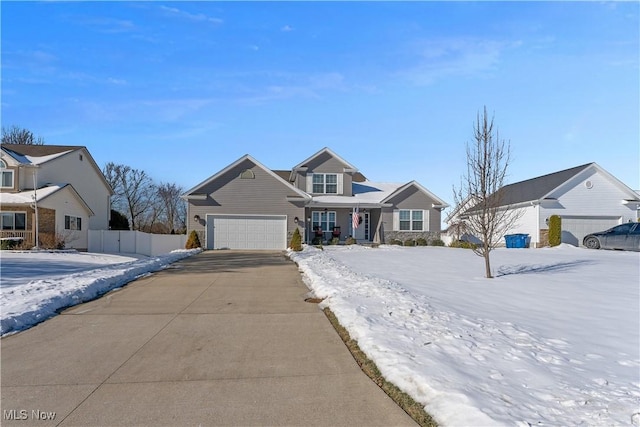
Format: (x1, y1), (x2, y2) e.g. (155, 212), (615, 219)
(0, 144), (113, 250)
(183, 147), (449, 250)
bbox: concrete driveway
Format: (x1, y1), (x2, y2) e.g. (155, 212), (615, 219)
(1, 251), (415, 426)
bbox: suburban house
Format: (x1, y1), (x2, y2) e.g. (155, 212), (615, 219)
(183, 147), (449, 250)
(447, 162), (640, 248)
(0, 144), (113, 250)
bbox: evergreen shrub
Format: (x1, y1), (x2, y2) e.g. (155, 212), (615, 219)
(449, 240), (477, 249)
(289, 228), (302, 251)
(185, 230), (201, 249)
(549, 215), (561, 247)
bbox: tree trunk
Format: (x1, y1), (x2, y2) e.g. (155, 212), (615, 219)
(484, 250), (493, 278)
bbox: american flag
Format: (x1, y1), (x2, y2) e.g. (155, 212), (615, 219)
(352, 206), (359, 230)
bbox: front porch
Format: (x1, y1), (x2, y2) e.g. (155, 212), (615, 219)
(304, 206), (380, 244)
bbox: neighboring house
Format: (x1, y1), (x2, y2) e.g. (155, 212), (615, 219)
(183, 147), (449, 250)
(0, 144), (113, 250)
(450, 162), (640, 248)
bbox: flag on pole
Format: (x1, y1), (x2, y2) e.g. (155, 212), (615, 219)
(352, 206), (359, 230)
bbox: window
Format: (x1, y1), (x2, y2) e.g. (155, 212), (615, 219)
(1, 212), (26, 230)
(0, 160), (13, 188)
(312, 211), (336, 232)
(239, 169), (255, 179)
(312, 173), (338, 194)
(65, 215), (82, 231)
(398, 209), (424, 231)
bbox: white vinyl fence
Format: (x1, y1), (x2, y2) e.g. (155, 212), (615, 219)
(88, 230), (187, 257)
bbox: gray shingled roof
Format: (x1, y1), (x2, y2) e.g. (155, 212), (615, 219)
(465, 163), (594, 213)
(2, 144), (82, 157)
(497, 163), (593, 205)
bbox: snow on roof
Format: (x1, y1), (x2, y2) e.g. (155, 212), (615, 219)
(310, 181), (403, 206)
(0, 185), (65, 204)
(6, 151), (73, 166)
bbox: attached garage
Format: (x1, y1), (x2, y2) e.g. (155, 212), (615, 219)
(206, 214), (287, 250)
(560, 216), (620, 247)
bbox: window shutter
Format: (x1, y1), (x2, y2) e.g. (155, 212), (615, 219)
(392, 210), (399, 231)
(423, 210), (429, 231)
(337, 174), (343, 195)
(306, 174), (313, 193)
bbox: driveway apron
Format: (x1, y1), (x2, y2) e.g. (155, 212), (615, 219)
(1, 251), (416, 426)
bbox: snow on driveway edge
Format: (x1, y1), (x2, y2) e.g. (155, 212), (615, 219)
(1, 249), (201, 336)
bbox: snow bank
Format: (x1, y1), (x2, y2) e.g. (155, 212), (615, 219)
(0, 249), (201, 336)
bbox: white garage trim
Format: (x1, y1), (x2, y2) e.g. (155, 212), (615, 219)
(560, 216), (620, 247)
(205, 214), (288, 250)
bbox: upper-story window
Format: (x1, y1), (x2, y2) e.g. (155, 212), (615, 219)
(312, 173), (338, 194)
(0, 160), (14, 189)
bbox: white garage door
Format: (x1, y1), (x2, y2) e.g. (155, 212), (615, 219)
(206, 215), (287, 250)
(561, 216), (620, 247)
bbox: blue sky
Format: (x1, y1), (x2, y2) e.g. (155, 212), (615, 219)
(2, 1), (638, 206)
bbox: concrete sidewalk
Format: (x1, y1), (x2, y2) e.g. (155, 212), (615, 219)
(1, 251), (416, 426)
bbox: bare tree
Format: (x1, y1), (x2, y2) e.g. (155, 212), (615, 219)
(453, 107), (522, 278)
(1, 126), (45, 145)
(102, 162), (156, 231)
(156, 182), (186, 233)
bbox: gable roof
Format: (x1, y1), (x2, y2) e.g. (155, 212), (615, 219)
(1, 144), (114, 195)
(494, 163), (594, 206)
(2, 144), (80, 162)
(291, 147), (358, 171)
(470, 162), (640, 210)
(182, 154), (311, 200)
(0, 184), (95, 215)
(381, 180), (449, 208)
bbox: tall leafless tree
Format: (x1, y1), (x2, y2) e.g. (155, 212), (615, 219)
(1, 126), (45, 145)
(453, 107), (522, 278)
(156, 182), (186, 233)
(103, 162), (156, 231)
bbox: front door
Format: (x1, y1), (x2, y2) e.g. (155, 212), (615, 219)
(352, 212), (369, 241)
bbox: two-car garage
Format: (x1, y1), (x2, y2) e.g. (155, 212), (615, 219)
(560, 216), (620, 247)
(205, 214), (288, 250)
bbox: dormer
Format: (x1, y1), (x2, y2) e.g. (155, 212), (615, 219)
(290, 147), (359, 197)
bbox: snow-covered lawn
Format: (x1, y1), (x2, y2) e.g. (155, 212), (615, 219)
(0, 249), (200, 336)
(288, 245), (640, 427)
(2, 246), (638, 426)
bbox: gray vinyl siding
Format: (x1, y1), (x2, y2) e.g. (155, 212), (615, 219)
(187, 159), (305, 245)
(381, 185), (442, 232)
(298, 152), (354, 196)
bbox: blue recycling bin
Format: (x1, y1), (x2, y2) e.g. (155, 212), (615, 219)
(505, 234), (529, 248)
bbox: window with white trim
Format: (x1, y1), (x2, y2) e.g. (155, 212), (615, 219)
(65, 215), (82, 231)
(0, 160), (13, 188)
(312, 173), (338, 194)
(312, 211), (336, 232)
(398, 209), (424, 231)
(1, 212), (26, 230)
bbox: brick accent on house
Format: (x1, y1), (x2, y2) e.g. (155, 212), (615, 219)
(538, 229), (549, 248)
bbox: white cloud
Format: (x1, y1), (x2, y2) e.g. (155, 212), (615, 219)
(281, 25), (294, 32)
(158, 5), (223, 25)
(399, 37), (521, 85)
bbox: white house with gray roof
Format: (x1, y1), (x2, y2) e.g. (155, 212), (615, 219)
(0, 144), (113, 250)
(183, 147), (449, 250)
(449, 162), (640, 248)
